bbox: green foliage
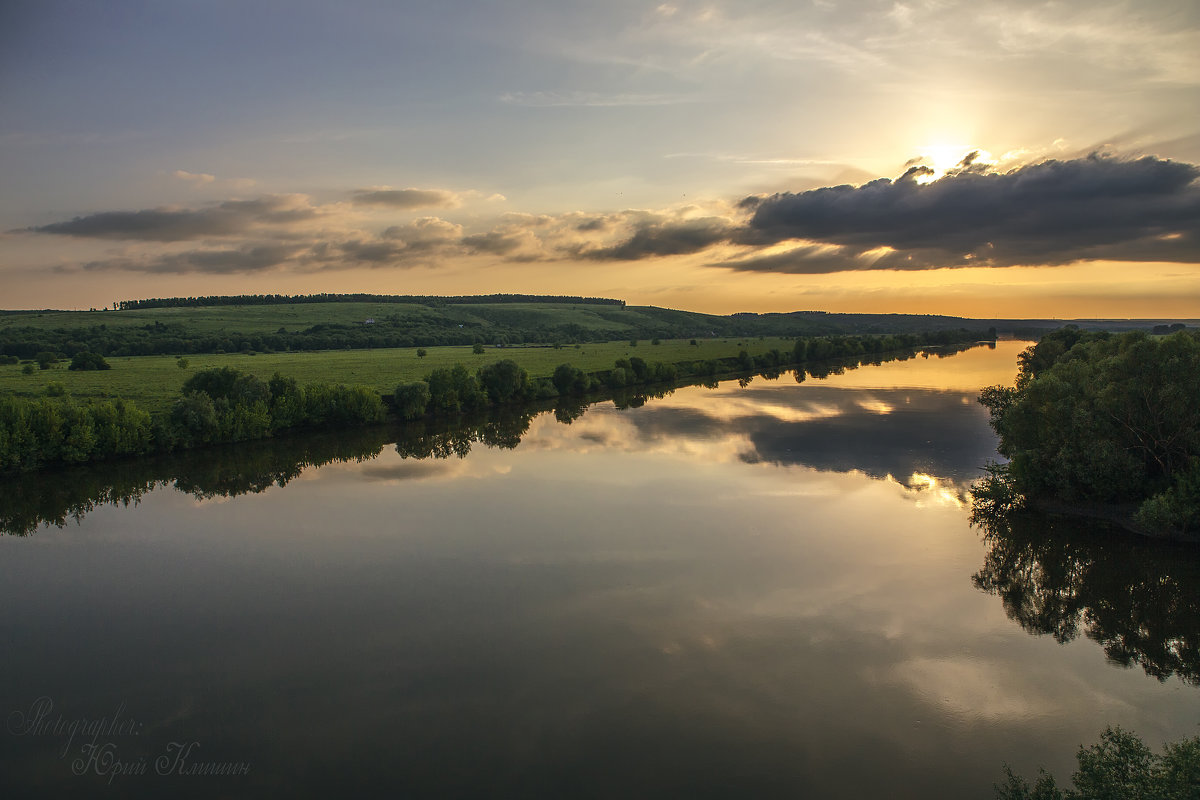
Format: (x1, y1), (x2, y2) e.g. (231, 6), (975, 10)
(552, 363), (589, 395)
(426, 365), (487, 415)
(21, 364), (34, 375)
(996, 727), (1200, 800)
(177, 357), (189, 369)
(1135, 459), (1200, 537)
(44, 382), (66, 397)
(416, 348), (427, 358)
(68, 351), (110, 370)
(478, 359), (530, 404)
(393, 381), (431, 421)
(978, 330), (1200, 532)
(0, 394), (153, 471)
(472, 342), (485, 354)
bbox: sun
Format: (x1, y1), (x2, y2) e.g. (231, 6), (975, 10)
(913, 144), (999, 183)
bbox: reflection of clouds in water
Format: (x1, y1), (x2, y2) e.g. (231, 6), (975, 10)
(881, 656), (1130, 724)
(360, 461), (459, 482)
(527, 382), (996, 489)
(315, 450), (512, 485)
(890, 473), (970, 509)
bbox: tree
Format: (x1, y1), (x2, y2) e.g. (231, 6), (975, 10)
(478, 359), (529, 404)
(177, 357), (189, 369)
(35, 351), (57, 370)
(552, 363), (587, 395)
(393, 381), (431, 420)
(416, 348), (428, 358)
(68, 352), (110, 371)
(472, 343), (485, 354)
(996, 727), (1200, 800)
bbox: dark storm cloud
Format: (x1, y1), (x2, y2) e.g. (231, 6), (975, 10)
(734, 154), (1200, 271)
(80, 243), (301, 274)
(23, 196), (318, 241)
(350, 189), (460, 209)
(462, 231), (525, 255)
(584, 217), (733, 259)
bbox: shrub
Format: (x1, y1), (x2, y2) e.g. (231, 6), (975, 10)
(393, 381), (431, 421)
(68, 352), (111, 371)
(479, 359), (529, 404)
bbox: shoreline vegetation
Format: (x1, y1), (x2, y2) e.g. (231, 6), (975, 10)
(0, 328), (990, 476)
(973, 327), (1200, 541)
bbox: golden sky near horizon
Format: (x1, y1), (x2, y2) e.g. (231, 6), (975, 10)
(1, 1), (1198, 317)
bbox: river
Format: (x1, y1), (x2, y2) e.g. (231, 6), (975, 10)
(2, 340), (1196, 798)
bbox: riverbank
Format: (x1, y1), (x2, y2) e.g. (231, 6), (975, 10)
(0, 331), (992, 475)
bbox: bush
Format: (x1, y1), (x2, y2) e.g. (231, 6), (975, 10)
(472, 343), (485, 354)
(552, 363), (588, 395)
(22, 364), (35, 375)
(45, 382), (66, 397)
(479, 359), (529, 404)
(393, 381), (431, 421)
(68, 352), (111, 371)
(416, 348), (427, 358)
(996, 726), (1200, 800)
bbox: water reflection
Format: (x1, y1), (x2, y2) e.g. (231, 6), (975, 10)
(971, 505), (1200, 684)
(0, 344), (987, 537)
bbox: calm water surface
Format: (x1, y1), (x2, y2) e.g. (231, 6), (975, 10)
(2, 341), (1197, 798)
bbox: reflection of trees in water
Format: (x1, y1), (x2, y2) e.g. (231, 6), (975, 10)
(2, 343), (984, 536)
(971, 504), (1200, 684)
(0, 429), (389, 536)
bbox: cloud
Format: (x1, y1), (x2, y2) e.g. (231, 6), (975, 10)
(171, 170), (216, 185)
(583, 217), (734, 260)
(80, 243), (302, 275)
(22, 153), (1200, 277)
(727, 154), (1200, 272)
(350, 188), (461, 209)
(24, 195), (320, 241)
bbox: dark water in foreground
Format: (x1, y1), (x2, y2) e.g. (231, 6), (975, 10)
(2, 342), (1197, 799)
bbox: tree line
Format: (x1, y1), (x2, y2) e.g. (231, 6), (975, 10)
(115, 293), (626, 310)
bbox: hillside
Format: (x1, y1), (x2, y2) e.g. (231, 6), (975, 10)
(0, 294), (1194, 359)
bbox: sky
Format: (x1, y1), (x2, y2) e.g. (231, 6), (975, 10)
(1, 0), (1198, 317)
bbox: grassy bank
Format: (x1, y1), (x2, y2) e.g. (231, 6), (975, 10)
(0, 338), (797, 414)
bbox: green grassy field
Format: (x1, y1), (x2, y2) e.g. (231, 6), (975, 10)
(0, 337), (797, 414)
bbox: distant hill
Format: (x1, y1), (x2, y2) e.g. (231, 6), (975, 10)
(0, 294), (1194, 359)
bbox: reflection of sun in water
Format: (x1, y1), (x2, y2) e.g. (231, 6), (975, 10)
(893, 472), (968, 508)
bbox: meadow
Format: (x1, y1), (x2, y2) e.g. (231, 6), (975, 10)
(0, 337), (798, 414)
